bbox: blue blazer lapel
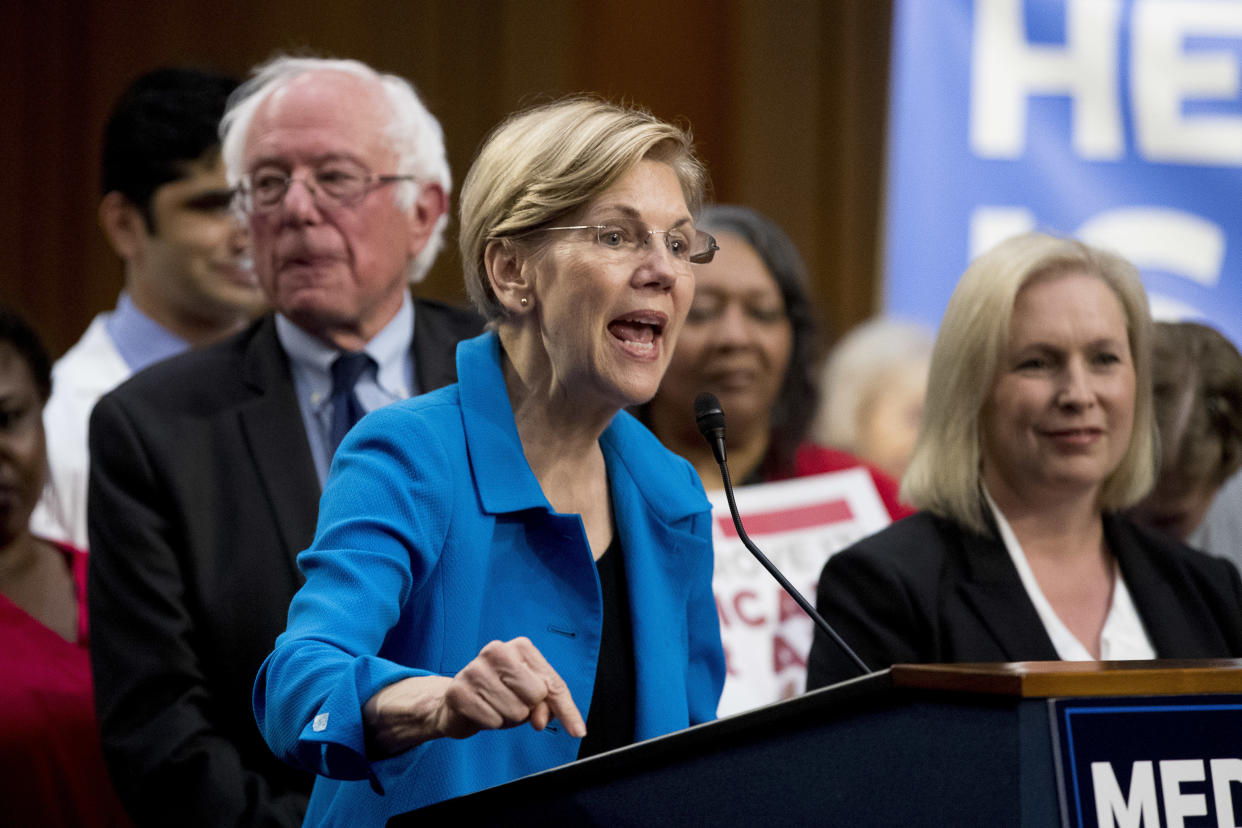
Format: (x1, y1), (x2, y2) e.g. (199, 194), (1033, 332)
(602, 414), (714, 737)
(610, 469), (707, 738)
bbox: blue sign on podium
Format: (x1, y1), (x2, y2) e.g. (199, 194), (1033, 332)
(1051, 694), (1242, 827)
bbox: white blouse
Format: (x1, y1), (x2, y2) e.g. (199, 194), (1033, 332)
(983, 488), (1157, 661)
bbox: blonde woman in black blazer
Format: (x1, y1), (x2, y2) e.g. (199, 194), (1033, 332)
(808, 233), (1242, 689)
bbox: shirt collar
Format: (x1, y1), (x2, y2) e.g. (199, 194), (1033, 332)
(458, 330), (709, 523)
(457, 331), (549, 514)
(275, 292), (415, 408)
(105, 291), (190, 372)
(982, 485), (1155, 661)
(366, 292), (416, 398)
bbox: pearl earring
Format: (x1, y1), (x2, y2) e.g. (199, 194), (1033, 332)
(520, 296), (529, 307)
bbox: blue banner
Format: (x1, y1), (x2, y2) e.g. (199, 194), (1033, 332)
(884, 0), (1242, 347)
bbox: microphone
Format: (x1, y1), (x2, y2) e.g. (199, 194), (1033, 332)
(693, 392), (727, 466)
(693, 392), (871, 677)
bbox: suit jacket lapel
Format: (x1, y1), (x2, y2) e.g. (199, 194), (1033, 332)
(411, 299), (461, 392)
(1105, 514), (1210, 657)
(953, 518), (1061, 661)
(236, 317), (321, 573)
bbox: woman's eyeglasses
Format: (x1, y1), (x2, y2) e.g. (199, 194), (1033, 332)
(543, 219), (718, 267)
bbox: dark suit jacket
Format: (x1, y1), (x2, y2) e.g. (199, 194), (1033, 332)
(806, 510), (1242, 689)
(87, 299), (483, 827)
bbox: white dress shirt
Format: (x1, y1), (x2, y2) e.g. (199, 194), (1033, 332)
(984, 487), (1156, 661)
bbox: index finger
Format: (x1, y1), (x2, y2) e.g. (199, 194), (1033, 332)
(511, 638), (587, 739)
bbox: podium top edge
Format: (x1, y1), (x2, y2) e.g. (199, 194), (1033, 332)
(890, 659), (1242, 697)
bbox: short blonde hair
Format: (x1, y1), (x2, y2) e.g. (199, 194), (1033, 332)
(901, 232), (1155, 535)
(458, 97), (707, 321)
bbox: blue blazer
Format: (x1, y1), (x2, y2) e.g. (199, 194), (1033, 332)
(254, 331), (725, 826)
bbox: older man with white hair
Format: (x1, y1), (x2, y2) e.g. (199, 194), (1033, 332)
(86, 56), (482, 827)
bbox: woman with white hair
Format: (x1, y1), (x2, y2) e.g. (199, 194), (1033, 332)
(806, 232), (1242, 688)
(254, 97), (725, 825)
(814, 316), (932, 482)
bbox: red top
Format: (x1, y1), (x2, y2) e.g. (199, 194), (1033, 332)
(766, 443), (916, 522)
(0, 542), (132, 827)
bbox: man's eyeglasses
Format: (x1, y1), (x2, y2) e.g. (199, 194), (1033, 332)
(235, 159), (415, 213)
(543, 219), (719, 266)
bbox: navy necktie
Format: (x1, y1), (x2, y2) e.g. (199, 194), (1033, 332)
(329, 351), (375, 454)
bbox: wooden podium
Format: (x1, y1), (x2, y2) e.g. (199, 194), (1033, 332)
(394, 660), (1242, 826)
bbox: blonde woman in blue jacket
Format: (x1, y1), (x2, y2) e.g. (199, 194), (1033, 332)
(253, 97), (726, 825)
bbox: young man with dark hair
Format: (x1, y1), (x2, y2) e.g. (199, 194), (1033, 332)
(32, 67), (265, 549)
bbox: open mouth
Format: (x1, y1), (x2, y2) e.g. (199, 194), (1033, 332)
(608, 311), (667, 355)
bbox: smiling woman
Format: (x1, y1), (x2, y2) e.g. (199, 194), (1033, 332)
(253, 97), (726, 826)
(980, 271), (1138, 513)
(806, 232), (1242, 689)
(638, 204), (910, 520)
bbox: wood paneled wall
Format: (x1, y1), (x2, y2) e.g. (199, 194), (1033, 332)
(0, 0), (892, 359)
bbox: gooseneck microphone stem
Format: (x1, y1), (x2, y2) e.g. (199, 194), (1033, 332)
(694, 393), (871, 677)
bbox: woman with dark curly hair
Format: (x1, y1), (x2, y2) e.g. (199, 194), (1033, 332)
(639, 204), (908, 519)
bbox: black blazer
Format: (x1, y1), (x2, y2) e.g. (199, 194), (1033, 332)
(806, 510), (1242, 689)
(86, 299), (483, 827)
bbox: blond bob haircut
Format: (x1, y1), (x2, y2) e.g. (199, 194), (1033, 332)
(901, 232), (1156, 536)
(458, 97), (707, 322)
